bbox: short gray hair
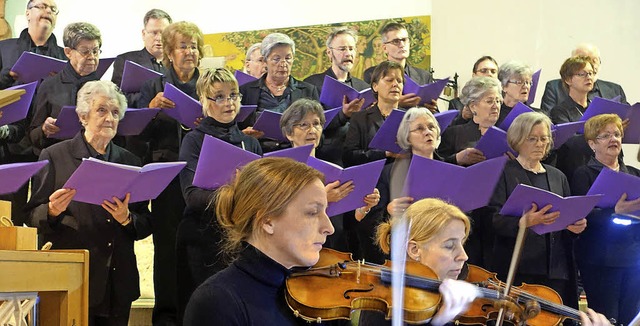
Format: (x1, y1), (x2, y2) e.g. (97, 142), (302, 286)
(63, 22), (102, 49)
(143, 9), (172, 26)
(280, 99), (325, 137)
(507, 112), (553, 155)
(497, 60), (533, 88)
(76, 81), (127, 120)
(459, 76), (502, 107)
(326, 27), (358, 48)
(245, 43), (262, 63)
(261, 33), (295, 59)
(396, 107), (441, 151)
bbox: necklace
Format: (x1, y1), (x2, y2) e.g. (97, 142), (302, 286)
(268, 81), (287, 92)
(516, 157), (545, 174)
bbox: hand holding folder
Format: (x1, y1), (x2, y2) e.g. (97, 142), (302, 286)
(500, 184), (602, 234)
(63, 157), (186, 205)
(162, 82), (203, 129)
(307, 157), (385, 216)
(50, 106), (82, 139)
(402, 76), (449, 105)
(319, 75), (375, 110)
(586, 167), (640, 216)
(0, 161), (48, 195)
(403, 155), (507, 212)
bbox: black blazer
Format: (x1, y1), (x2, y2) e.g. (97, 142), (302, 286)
(111, 48), (165, 108)
(540, 78), (627, 114)
(239, 75), (319, 127)
(571, 157), (640, 267)
(437, 120), (482, 165)
(0, 28), (65, 90)
(363, 63), (433, 85)
(490, 160), (576, 280)
(304, 68), (369, 166)
(342, 104), (387, 167)
(28, 63), (99, 155)
(27, 132), (153, 311)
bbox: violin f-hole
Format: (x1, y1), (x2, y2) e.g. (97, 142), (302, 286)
(343, 283), (375, 299)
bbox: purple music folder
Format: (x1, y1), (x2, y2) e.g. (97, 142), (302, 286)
(435, 110), (459, 133)
(0, 161), (48, 195)
(263, 144), (313, 163)
(551, 121), (585, 149)
(162, 82), (203, 129)
(527, 69), (542, 105)
(63, 157), (186, 205)
(117, 108), (160, 136)
(11, 51), (66, 83)
(253, 110), (287, 142)
(500, 184), (602, 235)
(50, 106), (82, 139)
(192, 135), (261, 190)
(323, 107), (341, 128)
(586, 167), (640, 211)
(474, 126), (515, 159)
(96, 57), (115, 79)
(319, 75), (375, 109)
(580, 97), (640, 143)
(369, 109), (404, 153)
(237, 105), (257, 122)
(403, 155), (507, 212)
(234, 70), (258, 87)
(307, 157), (385, 216)
(498, 102), (534, 131)
(120, 60), (163, 93)
(0, 81), (38, 126)
(403, 76), (449, 105)
(623, 103), (640, 144)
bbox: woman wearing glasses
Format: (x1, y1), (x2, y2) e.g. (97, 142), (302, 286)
(497, 60), (542, 127)
(549, 56), (596, 124)
(491, 112), (586, 311)
(29, 22), (101, 155)
(176, 68), (262, 321)
(449, 56), (499, 126)
(280, 98), (379, 251)
(239, 33), (318, 152)
(570, 114), (640, 325)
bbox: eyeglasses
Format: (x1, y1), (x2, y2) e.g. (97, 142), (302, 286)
(475, 68), (498, 75)
(329, 46), (356, 53)
(75, 47), (101, 57)
(207, 94), (242, 105)
(410, 124), (438, 134)
(481, 97), (502, 106)
(574, 71), (595, 78)
(293, 121), (323, 131)
(268, 56), (293, 65)
(507, 80), (533, 87)
(595, 132), (622, 140)
(525, 136), (551, 144)
(384, 37), (410, 47)
(177, 44), (198, 53)
(29, 3), (59, 15)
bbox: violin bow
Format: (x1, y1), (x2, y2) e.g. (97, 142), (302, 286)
(496, 215), (528, 326)
(630, 309), (640, 326)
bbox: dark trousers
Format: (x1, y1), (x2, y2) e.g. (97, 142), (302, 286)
(151, 178), (184, 325)
(579, 262), (640, 326)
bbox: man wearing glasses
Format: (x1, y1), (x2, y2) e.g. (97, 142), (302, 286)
(111, 9), (172, 108)
(304, 27), (369, 166)
(540, 43), (627, 114)
(363, 22), (435, 109)
(0, 0), (65, 226)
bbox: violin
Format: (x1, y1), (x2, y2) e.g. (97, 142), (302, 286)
(459, 265), (585, 326)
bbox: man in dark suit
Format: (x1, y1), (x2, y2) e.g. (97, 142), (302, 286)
(540, 43), (627, 114)
(362, 22), (435, 110)
(0, 0), (65, 225)
(304, 27), (369, 166)
(111, 9), (172, 108)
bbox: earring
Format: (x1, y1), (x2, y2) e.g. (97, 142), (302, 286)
(414, 256), (420, 261)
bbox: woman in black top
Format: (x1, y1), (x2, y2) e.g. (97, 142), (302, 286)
(549, 56), (596, 124)
(183, 157), (334, 325)
(570, 114), (640, 325)
(176, 68), (261, 321)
